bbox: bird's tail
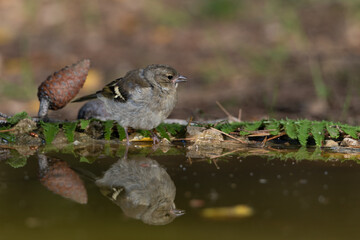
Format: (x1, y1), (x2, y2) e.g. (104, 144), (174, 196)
(72, 93), (98, 103)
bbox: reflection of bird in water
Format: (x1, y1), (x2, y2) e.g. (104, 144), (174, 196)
(96, 156), (184, 225)
(38, 154), (88, 204)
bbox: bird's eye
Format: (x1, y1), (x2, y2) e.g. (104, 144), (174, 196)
(167, 75), (173, 80)
(165, 213), (170, 217)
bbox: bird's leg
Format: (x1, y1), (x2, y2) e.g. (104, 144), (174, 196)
(121, 127), (130, 160)
(150, 129), (160, 145)
(124, 127), (131, 146)
(123, 143), (129, 160)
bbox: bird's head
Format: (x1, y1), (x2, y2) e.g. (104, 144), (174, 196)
(141, 199), (185, 225)
(144, 64), (187, 89)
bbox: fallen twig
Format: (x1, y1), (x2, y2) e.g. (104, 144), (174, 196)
(212, 159), (220, 169)
(0, 145), (15, 149)
(262, 132), (287, 145)
(210, 127), (247, 144)
(248, 132), (272, 137)
(187, 157), (192, 165)
(216, 101), (239, 122)
(210, 148), (245, 159)
(261, 136), (268, 147)
(187, 116), (193, 127)
(0, 128), (15, 133)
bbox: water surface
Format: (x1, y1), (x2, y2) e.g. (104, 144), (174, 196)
(0, 146), (360, 240)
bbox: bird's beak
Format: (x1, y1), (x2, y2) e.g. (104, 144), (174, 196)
(174, 75), (187, 83)
(171, 208), (185, 217)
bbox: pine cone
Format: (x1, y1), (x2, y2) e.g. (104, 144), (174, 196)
(37, 59), (90, 117)
(39, 155), (88, 204)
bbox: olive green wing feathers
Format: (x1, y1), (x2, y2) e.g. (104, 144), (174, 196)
(101, 70), (152, 102)
(73, 69), (152, 103)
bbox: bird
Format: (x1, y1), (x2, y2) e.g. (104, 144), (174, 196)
(96, 156), (184, 225)
(73, 64), (187, 144)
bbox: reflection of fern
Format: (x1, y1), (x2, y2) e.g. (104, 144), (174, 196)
(63, 122), (78, 142)
(103, 120), (114, 140)
(40, 122), (59, 144)
(6, 156), (27, 168)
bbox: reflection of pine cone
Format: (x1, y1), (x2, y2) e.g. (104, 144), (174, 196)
(37, 59), (90, 117)
(39, 156), (88, 204)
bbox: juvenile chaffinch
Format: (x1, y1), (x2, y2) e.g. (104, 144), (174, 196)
(73, 64), (187, 144)
(96, 156), (184, 225)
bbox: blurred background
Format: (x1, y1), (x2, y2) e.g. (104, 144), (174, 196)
(0, 0), (359, 124)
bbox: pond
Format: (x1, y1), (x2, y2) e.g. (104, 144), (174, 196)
(0, 144), (360, 240)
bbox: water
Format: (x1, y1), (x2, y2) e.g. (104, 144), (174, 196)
(0, 146), (360, 240)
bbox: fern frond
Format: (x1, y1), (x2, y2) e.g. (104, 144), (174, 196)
(40, 121), (59, 144)
(156, 124), (170, 140)
(63, 122), (78, 142)
(116, 124), (126, 141)
(311, 122), (325, 146)
(80, 119), (90, 129)
(103, 120), (114, 140)
(297, 120), (311, 146)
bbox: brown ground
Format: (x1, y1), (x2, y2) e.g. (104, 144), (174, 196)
(0, 0), (359, 124)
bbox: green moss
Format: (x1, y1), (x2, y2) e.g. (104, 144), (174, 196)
(7, 112), (30, 125)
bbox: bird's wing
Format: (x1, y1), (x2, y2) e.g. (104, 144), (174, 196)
(100, 70), (152, 103)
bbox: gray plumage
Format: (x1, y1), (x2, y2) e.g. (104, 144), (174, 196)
(77, 99), (111, 121)
(96, 156), (184, 225)
(73, 64), (187, 144)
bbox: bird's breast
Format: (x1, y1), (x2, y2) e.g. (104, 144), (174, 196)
(99, 87), (177, 130)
